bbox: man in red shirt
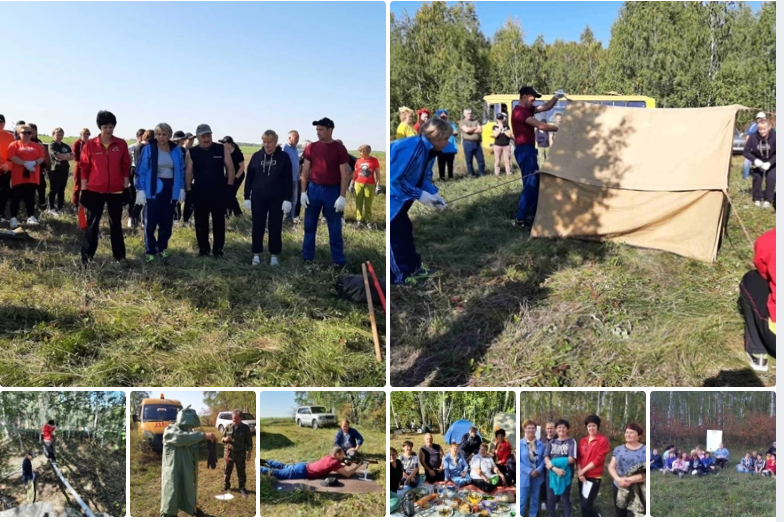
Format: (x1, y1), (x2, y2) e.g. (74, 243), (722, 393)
(260, 446), (364, 480)
(42, 419), (57, 462)
(79, 111), (131, 265)
(576, 414), (610, 517)
(739, 227), (776, 371)
(512, 86), (563, 227)
(300, 117), (350, 268)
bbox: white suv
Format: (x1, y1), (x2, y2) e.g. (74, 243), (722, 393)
(215, 411), (256, 434)
(295, 406), (337, 429)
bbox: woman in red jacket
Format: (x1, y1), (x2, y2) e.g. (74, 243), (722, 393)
(72, 128), (91, 230)
(6, 124), (45, 228)
(739, 227), (776, 371)
(577, 414), (610, 517)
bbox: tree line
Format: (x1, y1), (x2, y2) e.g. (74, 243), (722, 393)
(390, 391), (515, 436)
(520, 392), (645, 447)
(651, 391), (775, 447)
(293, 391), (386, 428)
(391, 1), (775, 128)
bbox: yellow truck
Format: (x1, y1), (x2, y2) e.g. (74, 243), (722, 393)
(132, 394), (183, 452)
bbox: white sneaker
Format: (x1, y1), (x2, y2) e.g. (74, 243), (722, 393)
(293, 217), (301, 225)
(270, 256), (279, 267)
(755, 200), (762, 207)
(49, 210), (60, 217)
(10, 218), (18, 229)
(746, 351), (769, 372)
(252, 255), (260, 266)
(26, 216), (38, 225)
(320, 217), (327, 224)
(763, 201), (771, 209)
(127, 218), (133, 228)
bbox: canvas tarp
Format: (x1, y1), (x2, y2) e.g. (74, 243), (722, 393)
(531, 103), (743, 262)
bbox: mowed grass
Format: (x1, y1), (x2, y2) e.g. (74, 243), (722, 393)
(258, 418), (386, 517)
(650, 464), (775, 517)
(391, 151), (776, 388)
(0, 146), (386, 387)
(129, 426), (257, 517)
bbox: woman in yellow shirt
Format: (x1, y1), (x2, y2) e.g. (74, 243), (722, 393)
(396, 107), (417, 140)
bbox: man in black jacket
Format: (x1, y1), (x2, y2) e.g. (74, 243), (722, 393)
(743, 112), (776, 208)
(244, 130), (292, 266)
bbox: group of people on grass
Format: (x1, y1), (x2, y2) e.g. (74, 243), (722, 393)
(389, 426), (515, 496)
(652, 441), (775, 478)
(260, 419), (367, 481)
(0, 111), (381, 269)
(519, 417), (646, 518)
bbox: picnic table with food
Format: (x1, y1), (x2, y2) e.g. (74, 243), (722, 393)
(392, 485), (516, 517)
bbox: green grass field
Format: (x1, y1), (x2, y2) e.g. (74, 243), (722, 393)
(259, 418), (386, 517)
(650, 464), (775, 517)
(391, 151), (776, 388)
(0, 142), (386, 387)
(129, 426), (256, 517)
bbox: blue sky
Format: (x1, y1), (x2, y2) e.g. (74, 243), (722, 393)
(392, 1), (763, 46)
(260, 391), (298, 418)
(2, 1), (386, 148)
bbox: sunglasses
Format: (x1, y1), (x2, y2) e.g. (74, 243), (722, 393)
(21, 131), (32, 135)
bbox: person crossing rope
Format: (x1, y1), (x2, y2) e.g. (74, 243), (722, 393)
(512, 86), (565, 228)
(390, 118), (450, 285)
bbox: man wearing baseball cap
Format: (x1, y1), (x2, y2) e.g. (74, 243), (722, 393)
(300, 117), (350, 268)
(512, 86), (564, 228)
(185, 124), (236, 257)
(0, 115), (15, 219)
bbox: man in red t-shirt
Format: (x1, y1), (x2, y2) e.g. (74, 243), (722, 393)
(79, 110), (131, 265)
(576, 414), (610, 516)
(300, 117), (350, 268)
(260, 446), (364, 480)
(739, 227), (776, 371)
(42, 419), (57, 462)
(512, 86), (564, 227)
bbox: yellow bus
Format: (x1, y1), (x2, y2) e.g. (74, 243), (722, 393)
(481, 93), (656, 144)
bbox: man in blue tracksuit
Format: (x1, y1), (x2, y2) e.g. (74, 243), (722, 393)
(282, 131), (300, 222)
(519, 420), (546, 517)
(334, 420), (364, 457)
(390, 119), (451, 285)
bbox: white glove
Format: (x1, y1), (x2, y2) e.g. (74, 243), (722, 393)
(300, 191), (310, 209)
(282, 201), (292, 214)
(135, 191), (147, 206)
(754, 159), (764, 167)
(24, 161), (36, 171)
(243, 199), (252, 211)
(178, 189), (186, 204)
(349, 181), (355, 193)
(375, 184), (381, 195)
(334, 196), (346, 213)
(761, 162), (771, 171)
(554, 89), (565, 99)
(418, 191), (447, 209)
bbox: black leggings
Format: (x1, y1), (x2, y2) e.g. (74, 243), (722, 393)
(739, 269), (776, 356)
(437, 152), (455, 180)
(471, 478), (496, 493)
(226, 173), (245, 217)
(0, 174), (10, 218)
(37, 170), (47, 208)
(580, 478), (602, 517)
(251, 198), (284, 255)
(48, 170), (69, 210)
(11, 184), (36, 218)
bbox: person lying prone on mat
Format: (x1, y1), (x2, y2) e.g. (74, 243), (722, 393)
(335, 420), (364, 457)
(260, 446), (364, 480)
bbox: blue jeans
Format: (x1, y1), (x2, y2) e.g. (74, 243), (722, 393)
(143, 178), (175, 255)
(463, 141), (485, 177)
(519, 481), (542, 517)
(743, 158), (751, 180)
(514, 145), (540, 224)
(302, 183), (345, 264)
(391, 200), (420, 285)
(261, 460), (309, 480)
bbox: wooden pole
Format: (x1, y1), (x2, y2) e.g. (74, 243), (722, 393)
(362, 263), (382, 363)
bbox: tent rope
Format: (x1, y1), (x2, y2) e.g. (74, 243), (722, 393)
(724, 190), (757, 254)
(442, 174), (534, 205)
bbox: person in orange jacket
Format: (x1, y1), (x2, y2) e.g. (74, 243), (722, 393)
(6, 124), (45, 228)
(739, 227), (776, 371)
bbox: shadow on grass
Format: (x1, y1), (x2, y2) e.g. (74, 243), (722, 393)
(702, 368), (766, 387)
(259, 433), (295, 451)
(391, 105), (633, 387)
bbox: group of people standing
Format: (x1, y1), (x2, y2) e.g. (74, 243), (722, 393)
(519, 417), (646, 518)
(1, 110), (379, 269)
(389, 426), (514, 496)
